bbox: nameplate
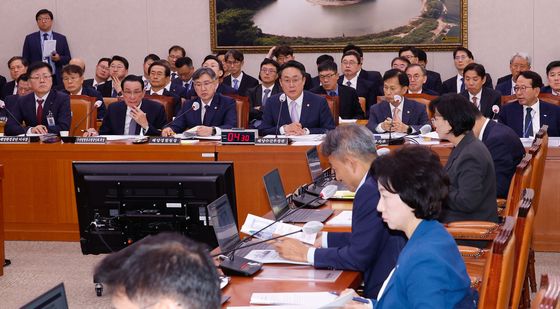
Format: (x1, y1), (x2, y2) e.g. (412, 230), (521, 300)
(255, 137), (289, 145)
(0, 136), (31, 144)
(75, 137), (107, 144)
(149, 137), (180, 145)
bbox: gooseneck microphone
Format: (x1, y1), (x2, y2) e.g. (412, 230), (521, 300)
(160, 101), (200, 133)
(0, 99), (35, 139)
(491, 105), (500, 120)
(275, 93), (286, 138)
(71, 101), (100, 135)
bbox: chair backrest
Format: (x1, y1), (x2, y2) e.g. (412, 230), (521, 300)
(539, 93), (560, 106)
(504, 153), (533, 217)
(531, 274), (560, 309)
(224, 94), (249, 128)
(529, 125), (549, 214)
(501, 95), (517, 105)
(358, 97), (366, 115)
(479, 216), (516, 309)
(103, 97), (120, 109)
(404, 93), (437, 119)
(70, 95), (97, 136)
(510, 189), (536, 309)
(323, 95), (339, 126)
(144, 95), (175, 123)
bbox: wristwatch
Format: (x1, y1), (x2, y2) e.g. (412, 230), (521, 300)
(407, 126), (412, 134)
(212, 127), (217, 135)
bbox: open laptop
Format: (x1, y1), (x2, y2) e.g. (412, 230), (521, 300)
(21, 283), (68, 309)
(207, 194), (273, 258)
(263, 169), (333, 223)
(304, 147), (348, 196)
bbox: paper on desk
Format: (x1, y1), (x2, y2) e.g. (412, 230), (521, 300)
(419, 131), (440, 140)
(339, 118), (357, 124)
(250, 292), (337, 306)
(373, 132), (407, 140)
(409, 136), (441, 145)
(244, 250), (310, 265)
(263, 134), (325, 142)
(42, 40), (57, 58)
(326, 211), (352, 227)
(100, 135), (137, 141)
(241, 214), (316, 245)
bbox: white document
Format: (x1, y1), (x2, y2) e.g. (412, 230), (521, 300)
(42, 40), (57, 58)
(373, 132), (407, 139)
(263, 134), (325, 142)
(100, 135), (138, 141)
(241, 214), (316, 245)
(419, 131), (440, 140)
(250, 292), (337, 306)
(339, 118), (357, 124)
(326, 211), (352, 226)
(243, 250), (310, 265)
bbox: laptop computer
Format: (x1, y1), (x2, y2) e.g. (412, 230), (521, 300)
(21, 283), (69, 309)
(304, 147), (348, 196)
(263, 169), (333, 223)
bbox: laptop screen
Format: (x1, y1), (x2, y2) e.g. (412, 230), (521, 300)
(263, 169), (289, 218)
(306, 147), (323, 182)
(207, 195), (240, 252)
(21, 283), (69, 309)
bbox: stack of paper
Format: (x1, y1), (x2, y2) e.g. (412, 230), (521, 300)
(326, 211), (352, 227)
(240, 214), (317, 245)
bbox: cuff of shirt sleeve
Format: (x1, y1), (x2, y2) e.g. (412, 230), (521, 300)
(307, 247), (315, 265)
(321, 232), (328, 248)
(214, 126), (222, 136)
(375, 123), (385, 133)
(279, 125), (286, 135)
(303, 128), (310, 135)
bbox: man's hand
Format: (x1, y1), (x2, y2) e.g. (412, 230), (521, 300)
(197, 126), (214, 137)
(51, 52), (61, 62)
(314, 233), (323, 248)
(83, 128), (98, 137)
(381, 118), (393, 132)
(130, 106), (148, 129)
(283, 122), (305, 136)
(31, 125), (48, 134)
(112, 75), (123, 94)
(161, 127), (175, 137)
(391, 120), (409, 133)
(272, 238), (309, 263)
(341, 289), (370, 308)
(266, 46), (277, 59)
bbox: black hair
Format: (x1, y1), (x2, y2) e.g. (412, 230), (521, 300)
(372, 145), (449, 220)
(17, 73), (29, 83)
(143, 54), (160, 64)
(202, 55), (225, 74)
(398, 46), (419, 57)
(429, 94), (476, 136)
(97, 57), (111, 65)
(260, 58), (280, 72)
(463, 63), (486, 78)
(215, 50), (227, 57)
(391, 56), (411, 68)
(318, 61), (338, 73)
(342, 43), (363, 58)
(417, 48), (427, 62)
(518, 71), (544, 88)
(453, 47), (474, 60)
(110, 55), (129, 70)
(225, 49), (244, 62)
(279, 60), (306, 78)
(192, 67), (218, 81)
(168, 45), (186, 57)
(35, 9), (53, 20)
(148, 60), (171, 77)
(383, 69), (409, 87)
(316, 54), (335, 66)
(61, 64), (84, 76)
(94, 233), (220, 309)
(120, 74), (144, 90)
(7, 56), (28, 68)
(546, 61), (560, 75)
(341, 50), (362, 65)
(273, 45), (294, 58)
(27, 61), (52, 75)
(175, 57), (194, 69)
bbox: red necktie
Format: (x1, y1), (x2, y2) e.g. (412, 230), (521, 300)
(36, 99), (44, 123)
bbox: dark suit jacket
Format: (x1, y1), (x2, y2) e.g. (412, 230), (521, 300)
(310, 75), (321, 89)
(62, 86), (106, 119)
(338, 75), (378, 116)
(498, 100), (560, 137)
(99, 99), (166, 136)
(425, 70), (443, 94)
(541, 86), (554, 94)
(442, 73), (494, 94)
(372, 220), (472, 308)
(366, 98), (429, 133)
(1, 80), (16, 100)
(183, 82), (237, 101)
(258, 91), (336, 135)
(440, 132), (498, 223)
(22, 31), (71, 83)
(303, 72), (314, 90)
(481, 120), (525, 198)
(5, 90), (71, 136)
(496, 79), (513, 95)
(247, 83), (282, 125)
(96, 80), (118, 98)
(497, 74), (512, 86)
(223, 72), (259, 97)
(167, 93), (237, 133)
(418, 87), (439, 96)
(461, 88), (502, 118)
(0, 75), (6, 97)
(314, 172), (406, 298)
(0, 94), (18, 119)
(310, 85), (365, 119)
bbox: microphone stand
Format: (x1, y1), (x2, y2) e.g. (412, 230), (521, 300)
(274, 94), (285, 138)
(212, 229), (303, 258)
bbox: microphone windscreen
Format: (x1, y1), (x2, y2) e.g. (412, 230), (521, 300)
(0, 100), (5, 109)
(302, 221), (324, 234)
(192, 102), (200, 111)
(319, 184), (338, 199)
(94, 100), (103, 108)
(377, 147), (391, 156)
(419, 124), (432, 135)
(492, 105), (500, 114)
(279, 93), (286, 102)
(393, 95), (402, 103)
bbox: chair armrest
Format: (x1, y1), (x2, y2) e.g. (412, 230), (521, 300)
(446, 221), (500, 240)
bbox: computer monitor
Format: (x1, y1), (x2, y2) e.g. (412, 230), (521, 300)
(73, 161), (236, 254)
(21, 283), (68, 309)
(306, 146), (323, 182)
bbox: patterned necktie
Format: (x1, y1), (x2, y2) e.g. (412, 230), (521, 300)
(393, 107), (400, 122)
(459, 77), (465, 92)
(128, 118), (137, 135)
(36, 99), (44, 123)
(171, 72), (177, 80)
(346, 81), (352, 87)
(524, 107), (533, 138)
(262, 88), (271, 107)
(233, 79), (239, 91)
(472, 96), (479, 108)
(290, 101), (299, 123)
(328, 91), (337, 97)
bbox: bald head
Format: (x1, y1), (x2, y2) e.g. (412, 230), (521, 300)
(69, 58), (86, 72)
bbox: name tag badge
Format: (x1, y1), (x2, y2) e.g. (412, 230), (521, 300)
(47, 112), (55, 127)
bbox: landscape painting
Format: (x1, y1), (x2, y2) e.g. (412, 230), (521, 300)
(210, 0), (467, 52)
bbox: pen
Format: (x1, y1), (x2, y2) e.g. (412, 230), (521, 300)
(352, 296), (370, 304)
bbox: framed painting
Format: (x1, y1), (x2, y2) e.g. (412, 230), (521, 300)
(210, 0), (467, 53)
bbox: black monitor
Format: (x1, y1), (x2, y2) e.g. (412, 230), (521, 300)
(73, 161), (236, 254)
(21, 283), (68, 309)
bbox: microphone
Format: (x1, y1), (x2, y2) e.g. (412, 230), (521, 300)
(491, 105), (500, 120)
(0, 99), (39, 141)
(387, 95), (402, 144)
(160, 101), (200, 132)
(275, 93), (286, 138)
(70, 100), (100, 136)
(377, 147), (391, 156)
(418, 123), (432, 135)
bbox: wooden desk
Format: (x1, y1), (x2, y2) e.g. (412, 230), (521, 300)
(0, 165), (4, 276)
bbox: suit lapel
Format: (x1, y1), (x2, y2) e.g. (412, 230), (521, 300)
(115, 103), (127, 134)
(540, 102), (549, 129)
(299, 92), (310, 124)
(204, 96), (219, 126)
(401, 99), (411, 124)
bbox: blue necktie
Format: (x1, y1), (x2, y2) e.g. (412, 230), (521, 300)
(262, 89), (271, 107)
(233, 79), (239, 91)
(524, 107), (533, 138)
(459, 77), (465, 92)
(328, 91), (337, 97)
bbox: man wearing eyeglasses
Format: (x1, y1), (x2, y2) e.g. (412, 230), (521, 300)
(338, 50), (379, 117)
(22, 9), (71, 86)
(5, 62), (71, 136)
(222, 49), (259, 97)
(61, 64), (105, 119)
(161, 68), (237, 137)
(498, 71), (560, 137)
(97, 55), (129, 98)
(442, 47), (493, 94)
(247, 58), (282, 128)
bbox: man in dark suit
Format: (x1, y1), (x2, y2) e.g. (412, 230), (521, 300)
(311, 60), (364, 119)
(97, 55), (129, 98)
(499, 71), (560, 137)
(247, 58), (282, 128)
(472, 108), (525, 198)
(342, 43), (383, 88)
(161, 67), (237, 137)
(442, 47), (493, 94)
(495, 52), (531, 95)
(60, 64), (105, 119)
(338, 50), (379, 116)
(405, 64), (439, 95)
(541, 60), (560, 95)
(5, 62), (71, 136)
(222, 49), (259, 97)
(83, 58), (110, 90)
(167, 45), (186, 80)
(416, 48), (443, 94)
(461, 63), (502, 119)
(183, 55), (237, 101)
(1, 57), (29, 100)
(22, 9), (71, 85)
(83, 75), (166, 136)
(367, 69), (429, 134)
(172, 57), (195, 93)
(310, 54), (335, 89)
(0, 75), (5, 97)
(273, 125), (406, 298)
(145, 60), (182, 116)
(140, 54), (160, 91)
(259, 61), (335, 136)
(1, 74), (32, 120)
(267, 45), (314, 90)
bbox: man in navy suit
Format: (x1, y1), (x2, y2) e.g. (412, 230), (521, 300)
(145, 60), (182, 116)
(342, 43), (383, 89)
(172, 57), (195, 93)
(167, 45), (186, 80)
(311, 60), (364, 119)
(161, 67), (237, 137)
(5, 62), (71, 136)
(182, 55), (237, 101)
(22, 9), (71, 85)
(310, 54), (335, 89)
(442, 47), (492, 94)
(472, 107), (525, 198)
(97, 55), (129, 98)
(495, 52), (531, 95)
(405, 64), (439, 95)
(60, 64), (105, 119)
(1, 57), (28, 100)
(259, 61), (335, 136)
(1, 74), (32, 120)
(140, 54), (160, 91)
(83, 58), (110, 90)
(461, 63), (502, 119)
(247, 58), (282, 128)
(499, 71), (560, 137)
(338, 50), (379, 117)
(416, 48), (443, 94)
(222, 49), (259, 97)
(367, 69), (429, 134)
(541, 60), (560, 95)
(84, 75), (166, 136)
(267, 45), (314, 90)
(273, 125), (406, 298)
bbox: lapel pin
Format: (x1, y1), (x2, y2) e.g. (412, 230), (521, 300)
(406, 110), (410, 114)
(306, 104), (310, 107)
(544, 114), (548, 117)
(214, 106), (217, 110)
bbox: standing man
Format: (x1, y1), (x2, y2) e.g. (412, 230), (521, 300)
(1, 57), (28, 100)
(22, 9), (71, 85)
(247, 58), (282, 128)
(97, 55), (129, 98)
(84, 57), (110, 90)
(222, 49), (259, 97)
(5, 62), (71, 136)
(259, 61), (335, 136)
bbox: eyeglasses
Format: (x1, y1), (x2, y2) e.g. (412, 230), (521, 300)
(260, 68), (277, 74)
(342, 61), (358, 66)
(110, 64), (125, 70)
(454, 55), (468, 61)
(514, 85), (534, 93)
(407, 74), (423, 80)
(29, 74), (52, 81)
(319, 73), (337, 79)
(193, 81), (215, 88)
(62, 76), (80, 82)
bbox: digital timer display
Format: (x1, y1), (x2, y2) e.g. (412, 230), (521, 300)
(220, 129), (258, 144)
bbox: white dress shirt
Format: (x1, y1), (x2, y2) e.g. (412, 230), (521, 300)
(455, 74), (464, 93)
(375, 101), (404, 133)
(342, 74), (359, 90)
(124, 102), (146, 135)
(231, 71), (244, 89)
(468, 90), (482, 110)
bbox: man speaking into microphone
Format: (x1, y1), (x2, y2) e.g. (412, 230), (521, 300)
(273, 125), (406, 298)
